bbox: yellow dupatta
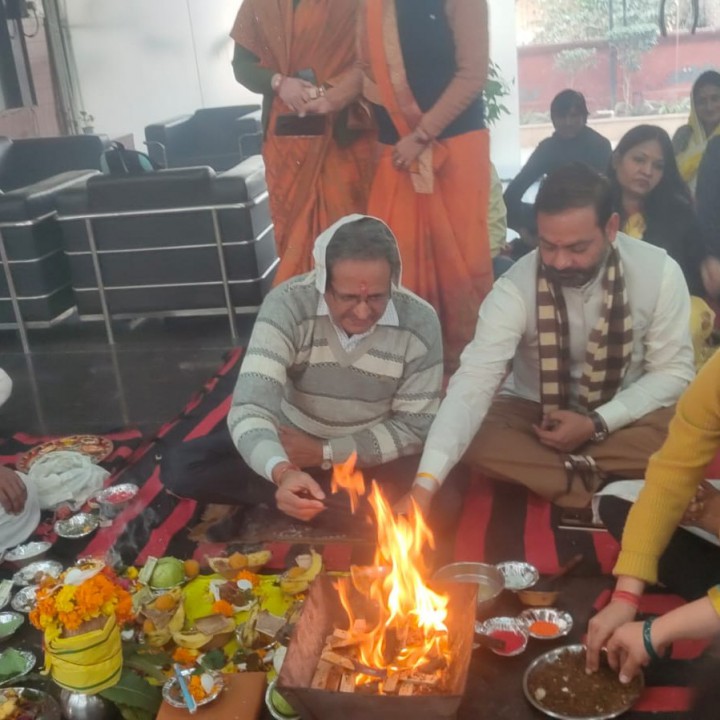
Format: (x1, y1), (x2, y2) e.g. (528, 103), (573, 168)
(677, 90), (720, 190)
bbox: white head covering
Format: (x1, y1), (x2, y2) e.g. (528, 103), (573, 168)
(311, 214), (401, 293)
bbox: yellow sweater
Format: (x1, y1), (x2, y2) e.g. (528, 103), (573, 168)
(614, 349), (720, 612)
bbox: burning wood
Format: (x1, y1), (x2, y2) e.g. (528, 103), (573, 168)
(309, 456), (452, 695)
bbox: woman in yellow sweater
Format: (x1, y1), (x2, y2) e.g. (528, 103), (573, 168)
(586, 349), (720, 681)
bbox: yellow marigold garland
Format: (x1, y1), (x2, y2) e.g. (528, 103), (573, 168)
(30, 567), (134, 641)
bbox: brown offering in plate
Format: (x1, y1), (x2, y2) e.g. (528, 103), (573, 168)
(524, 644), (643, 719)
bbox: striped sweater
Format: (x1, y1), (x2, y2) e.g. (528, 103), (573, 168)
(228, 272), (443, 478)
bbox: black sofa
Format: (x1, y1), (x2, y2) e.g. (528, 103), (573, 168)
(55, 156), (277, 341)
(0, 134), (111, 336)
(144, 105), (263, 172)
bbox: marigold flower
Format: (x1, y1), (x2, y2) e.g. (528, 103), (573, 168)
(172, 647), (199, 666)
(211, 599), (235, 617)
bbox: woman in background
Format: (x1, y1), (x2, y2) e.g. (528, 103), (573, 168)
(231, 0), (375, 284)
(674, 70), (720, 195)
(608, 124), (720, 366)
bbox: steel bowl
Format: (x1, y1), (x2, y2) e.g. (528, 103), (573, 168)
(54, 512), (100, 539)
(523, 644), (644, 720)
(94, 483), (139, 519)
(0, 687), (61, 720)
(4, 541), (53, 567)
(433, 562), (505, 618)
(266, 678), (300, 720)
(520, 607), (573, 640)
(0, 649), (36, 686)
(475, 616), (529, 657)
(10, 585), (37, 613)
(497, 561), (540, 591)
(0, 611), (24, 641)
(162, 669), (224, 709)
(12, 559), (63, 587)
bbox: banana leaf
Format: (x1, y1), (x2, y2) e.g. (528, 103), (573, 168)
(121, 643), (172, 682)
(100, 669), (161, 714)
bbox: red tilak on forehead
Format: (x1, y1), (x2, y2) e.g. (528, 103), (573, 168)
(359, 281), (368, 293)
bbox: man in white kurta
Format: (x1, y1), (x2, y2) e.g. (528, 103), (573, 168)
(410, 164), (695, 512)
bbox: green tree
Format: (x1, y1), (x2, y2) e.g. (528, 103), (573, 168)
(554, 47), (599, 88)
(607, 23), (658, 111)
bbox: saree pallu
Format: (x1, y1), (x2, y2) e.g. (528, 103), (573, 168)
(232, 0), (375, 285)
(368, 132), (491, 369)
(264, 123), (374, 285)
(363, 0), (492, 371)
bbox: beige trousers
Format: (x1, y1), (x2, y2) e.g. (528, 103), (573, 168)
(462, 396), (675, 508)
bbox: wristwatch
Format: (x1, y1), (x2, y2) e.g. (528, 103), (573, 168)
(589, 411), (609, 443)
(320, 441), (333, 471)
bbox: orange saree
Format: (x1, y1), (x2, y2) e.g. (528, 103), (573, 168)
(361, 0), (492, 371)
(231, 0), (375, 285)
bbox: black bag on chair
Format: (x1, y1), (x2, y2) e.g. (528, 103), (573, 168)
(100, 141), (159, 176)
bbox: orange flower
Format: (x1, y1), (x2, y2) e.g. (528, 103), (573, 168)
(29, 566), (135, 635)
(188, 674), (206, 701)
(172, 647), (199, 666)
(211, 599), (235, 617)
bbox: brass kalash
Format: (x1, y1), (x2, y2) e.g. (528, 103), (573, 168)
(278, 455), (476, 720)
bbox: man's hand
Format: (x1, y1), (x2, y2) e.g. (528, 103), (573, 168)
(391, 134), (426, 172)
(277, 77), (317, 113)
(393, 484), (433, 518)
(586, 600), (638, 673)
(273, 467), (326, 522)
(279, 426), (323, 468)
(533, 410), (594, 452)
(0, 465), (27, 515)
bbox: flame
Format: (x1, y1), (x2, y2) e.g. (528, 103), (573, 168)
(335, 469), (449, 686)
(331, 451), (366, 512)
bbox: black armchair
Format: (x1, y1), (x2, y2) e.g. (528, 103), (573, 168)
(144, 105), (262, 172)
(0, 134), (112, 346)
(55, 156), (278, 343)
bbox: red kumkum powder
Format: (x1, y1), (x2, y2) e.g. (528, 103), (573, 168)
(488, 629), (525, 655)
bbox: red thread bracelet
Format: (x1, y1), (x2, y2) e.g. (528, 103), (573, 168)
(612, 590), (641, 607)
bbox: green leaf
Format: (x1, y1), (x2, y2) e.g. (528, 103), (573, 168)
(100, 669), (162, 714)
(120, 644), (172, 682)
(199, 648), (226, 671)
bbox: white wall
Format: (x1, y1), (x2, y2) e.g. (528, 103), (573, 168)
(488, 0), (521, 179)
(62, 0), (258, 146)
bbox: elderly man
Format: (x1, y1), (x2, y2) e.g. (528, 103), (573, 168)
(162, 215), (444, 524)
(408, 163), (695, 515)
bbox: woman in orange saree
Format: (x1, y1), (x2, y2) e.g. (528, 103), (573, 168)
(231, 0), (375, 285)
(358, 0), (493, 371)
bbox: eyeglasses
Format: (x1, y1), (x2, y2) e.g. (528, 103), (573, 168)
(328, 285), (391, 308)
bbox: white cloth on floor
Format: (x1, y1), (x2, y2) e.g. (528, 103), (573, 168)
(0, 473), (40, 551)
(28, 450), (109, 510)
(592, 479), (720, 547)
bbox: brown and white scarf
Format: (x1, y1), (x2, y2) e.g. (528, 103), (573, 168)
(537, 246), (633, 414)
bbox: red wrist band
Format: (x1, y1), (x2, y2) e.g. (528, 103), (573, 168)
(612, 590), (641, 608)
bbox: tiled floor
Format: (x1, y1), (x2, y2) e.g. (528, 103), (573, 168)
(0, 313), (255, 437)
